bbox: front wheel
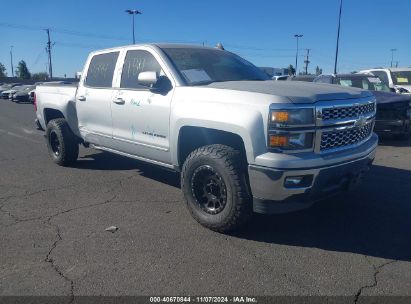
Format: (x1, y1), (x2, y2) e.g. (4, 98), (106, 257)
(181, 144), (252, 232)
(46, 118), (79, 166)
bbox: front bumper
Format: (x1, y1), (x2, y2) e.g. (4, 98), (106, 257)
(248, 135), (378, 214)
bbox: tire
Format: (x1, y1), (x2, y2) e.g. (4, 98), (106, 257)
(181, 144), (252, 232)
(46, 118), (79, 166)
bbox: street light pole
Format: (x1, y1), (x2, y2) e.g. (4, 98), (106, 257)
(294, 34), (303, 75)
(390, 49), (397, 68)
(125, 9), (142, 44)
(334, 0), (343, 74)
(10, 46), (14, 77)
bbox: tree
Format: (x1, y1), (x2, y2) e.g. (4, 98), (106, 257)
(0, 62), (6, 77)
(288, 64), (296, 76)
(16, 60), (31, 79)
(32, 72), (49, 81)
(315, 66), (323, 76)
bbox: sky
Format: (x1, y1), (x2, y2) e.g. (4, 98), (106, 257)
(0, 0), (410, 77)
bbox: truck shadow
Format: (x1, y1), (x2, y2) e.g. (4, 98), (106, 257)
(233, 164), (411, 262)
(74, 150), (181, 188)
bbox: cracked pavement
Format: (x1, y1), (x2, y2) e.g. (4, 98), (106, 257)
(0, 101), (410, 299)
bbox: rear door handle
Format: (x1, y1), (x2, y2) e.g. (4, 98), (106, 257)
(77, 96), (86, 101)
(113, 97), (125, 105)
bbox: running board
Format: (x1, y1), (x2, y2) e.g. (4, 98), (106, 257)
(91, 144), (178, 171)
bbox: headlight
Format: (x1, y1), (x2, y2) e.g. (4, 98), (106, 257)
(270, 108), (314, 127)
(269, 132), (314, 150)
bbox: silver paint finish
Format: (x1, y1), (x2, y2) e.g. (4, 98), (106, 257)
(35, 43), (378, 205)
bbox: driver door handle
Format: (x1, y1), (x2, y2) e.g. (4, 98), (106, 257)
(77, 96), (86, 101)
(113, 97), (125, 105)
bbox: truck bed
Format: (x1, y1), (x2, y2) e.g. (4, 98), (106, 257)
(35, 82), (79, 133)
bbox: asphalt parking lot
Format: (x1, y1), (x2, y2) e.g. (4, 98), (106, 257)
(0, 100), (410, 300)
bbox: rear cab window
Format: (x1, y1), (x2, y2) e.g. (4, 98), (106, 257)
(85, 52), (119, 88)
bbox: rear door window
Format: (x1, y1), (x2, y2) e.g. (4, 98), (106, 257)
(85, 52), (119, 88)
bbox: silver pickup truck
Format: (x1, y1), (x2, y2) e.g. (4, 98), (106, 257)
(35, 44), (378, 232)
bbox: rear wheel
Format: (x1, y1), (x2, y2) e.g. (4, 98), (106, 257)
(181, 144), (252, 232)
(46, 118), (79, 166)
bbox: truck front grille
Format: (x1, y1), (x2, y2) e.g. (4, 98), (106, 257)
(320, 123), (373, 151)
(322, 103), (375, 121)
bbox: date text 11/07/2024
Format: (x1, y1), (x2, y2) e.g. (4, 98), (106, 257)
(149, 296), (257, 303)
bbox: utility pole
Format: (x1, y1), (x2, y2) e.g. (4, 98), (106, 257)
(304, 49), (311, 75)
(294, 34), (303, 75)
(10, 46), (14, 77)
(390, 49), (397, 68)
(334, 0), (343, 74)
(125, 9), (142, 44)
(45, 29), (53, 79)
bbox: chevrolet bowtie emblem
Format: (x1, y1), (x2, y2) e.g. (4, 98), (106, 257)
(354, 115), (367, 128)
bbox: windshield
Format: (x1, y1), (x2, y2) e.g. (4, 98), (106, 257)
(335, 76), (391, 92)
(391, 71), (411, 85)
(162, 47), (269, 85)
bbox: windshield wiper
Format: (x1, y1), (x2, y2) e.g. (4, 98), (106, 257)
(190, 80), (225, 86)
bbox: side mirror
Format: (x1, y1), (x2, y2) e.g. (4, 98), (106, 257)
(138, 71), (158, 87)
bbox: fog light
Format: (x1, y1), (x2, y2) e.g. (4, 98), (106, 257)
(270, 135), (288, 147)
(284, 175), (314, 188)
(285, 176), (304, 186)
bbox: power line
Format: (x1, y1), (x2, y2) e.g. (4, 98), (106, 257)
(0, 22), (129, 41)
(32, 49), (45, 67)
(0, 21), (300, 54)
(55, 41), (106, 49)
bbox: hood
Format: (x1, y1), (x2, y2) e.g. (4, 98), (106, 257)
(372, 90), (411, 104)
(204, 80), (373, 103)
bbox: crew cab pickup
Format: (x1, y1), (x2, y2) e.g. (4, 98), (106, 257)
(35, 44), (378, 232)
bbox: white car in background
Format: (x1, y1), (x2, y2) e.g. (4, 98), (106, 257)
(359, 68), (411, 94)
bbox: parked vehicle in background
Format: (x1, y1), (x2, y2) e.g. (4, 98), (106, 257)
(314, 74), (411, 138)
(0, 83), (22, 96)
(35, 44), (377, 232)
(12, 85), (36, 103)
(272, 75), (289, 81)
(8, 85), (32, 100)
(289, 75), (316, 82)
(2, 86), (23, 99)
(359, 68), (411, 94)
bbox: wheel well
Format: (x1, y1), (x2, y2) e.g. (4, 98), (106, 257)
(178, 126), (247, 167)
(44, 108), (64, 125)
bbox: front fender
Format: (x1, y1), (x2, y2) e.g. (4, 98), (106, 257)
(171, 100), (267, 165)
